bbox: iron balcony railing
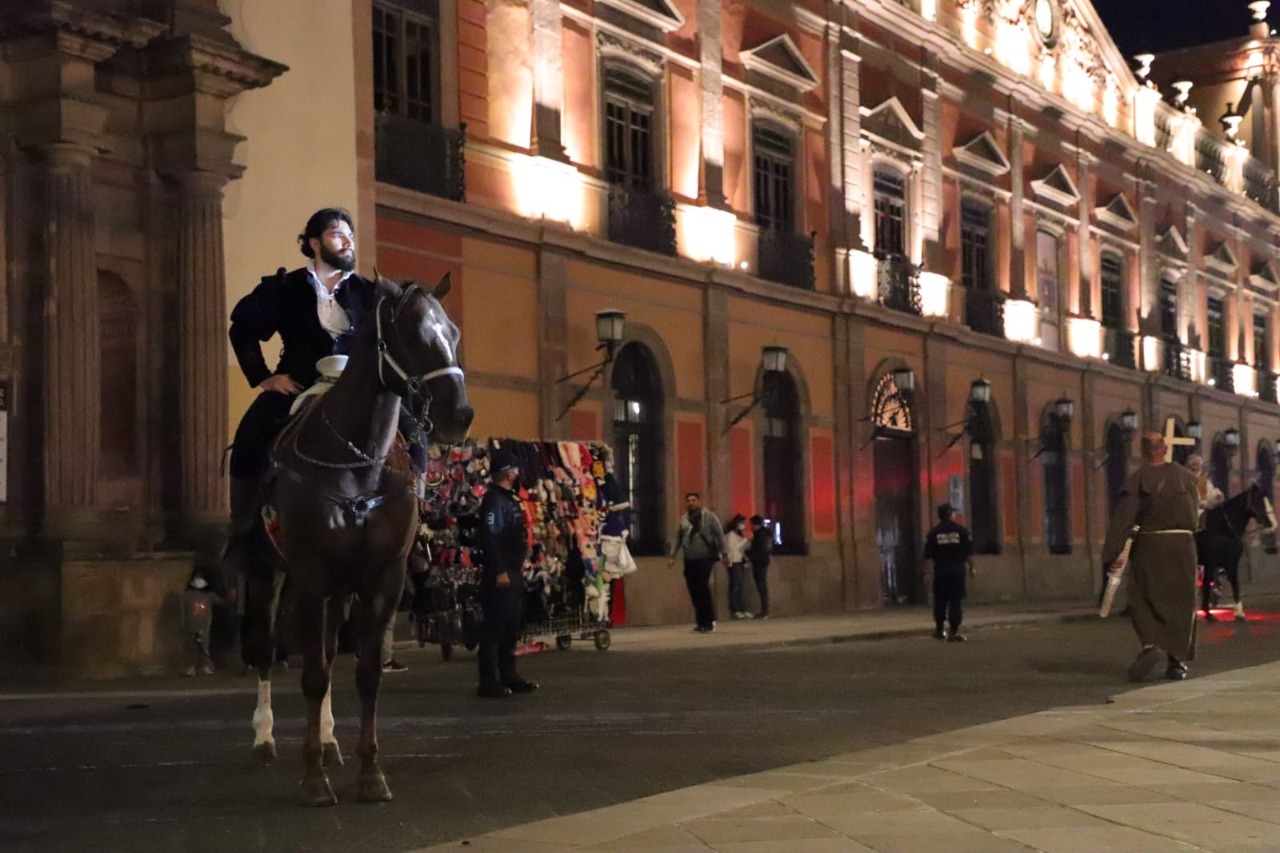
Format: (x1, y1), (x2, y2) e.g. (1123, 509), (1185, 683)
(1162, 337), (1193, 382)
(965, 287), (1004, 337)
(757, 228), (816, 290)
(875, 252), (921, 315)
(374, 115), (466, 202)
(1209, 354), (1235, 393)
(1259, 369), (1278, 403)
(606, 184), (677, 257)
(1104, 327), (1137, 370)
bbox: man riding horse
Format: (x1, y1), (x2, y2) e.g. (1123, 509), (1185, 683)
(224, 208), (377, 576)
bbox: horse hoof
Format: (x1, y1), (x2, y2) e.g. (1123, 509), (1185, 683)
(356, 773), (393, 803)
(251, 742), (277, 767)
(298, 775), (338, 807)
(322, 741), (344, 768)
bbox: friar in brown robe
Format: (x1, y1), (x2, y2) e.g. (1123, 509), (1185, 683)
(1101, 431), (1200, 682)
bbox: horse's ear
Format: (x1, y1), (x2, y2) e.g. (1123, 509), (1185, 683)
(433, 272), (452, 300)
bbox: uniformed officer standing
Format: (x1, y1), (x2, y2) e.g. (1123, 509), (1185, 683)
(476, 450), (539, 698)
(923, 503), (975, 642)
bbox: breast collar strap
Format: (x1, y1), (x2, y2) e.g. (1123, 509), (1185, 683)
(375, 294), (466, 391)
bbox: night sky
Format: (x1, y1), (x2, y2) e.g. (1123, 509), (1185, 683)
(1092, 0), (1278, 56)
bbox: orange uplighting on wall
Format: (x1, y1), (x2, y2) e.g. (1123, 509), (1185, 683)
(513, 155), (587, 227)
(1003, 298), (1037, 342)
(918, 271), (950, 317)
(1067, 316), (1102, 359)
(1234, 362), (1259, 397)
(849, 249), (878, 299)
(677, 204), (737, 265)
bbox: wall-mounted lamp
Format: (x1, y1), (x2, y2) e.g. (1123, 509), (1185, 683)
(1224, 427), (1241, 448)
(1120, 408), (1139, 433)
(555, 309), (626, 421)
(1187, 420), (1203, 440)
(969, 377), (992, 404)
(939, 377), (993, 455)
(1053, 396), (1075, 422)
(893, 366), (916, 394)
(720, 346), (789, 434)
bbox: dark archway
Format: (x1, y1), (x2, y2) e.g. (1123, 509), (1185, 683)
(762, 369), (804, 553)
(1210, 436), (1231, 495)
(1104, 422), (1130, 513)
(610, 342), (665, 555)
(966, 395), (1000, 554)
(1041, 411), (1071, 554)
(870, 367), (920, 605)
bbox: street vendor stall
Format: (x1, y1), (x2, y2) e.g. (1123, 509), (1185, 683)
(411, 438), (636, 658)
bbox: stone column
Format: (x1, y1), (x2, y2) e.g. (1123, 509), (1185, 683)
(1075, 149), (1093, 317)
(538, 249), (570, 440)
(174, 172), (231, 538)
(839, 43), (864, 249)
(40, 143), (100, 535)
(1008, 116), (1027, 299)
(919, 53), (943, 268)
(697, 0), (725, 206)
(704, 289), (731, 512)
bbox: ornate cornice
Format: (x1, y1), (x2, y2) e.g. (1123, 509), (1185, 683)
(596, 29), (664, 76)
(145, 33), (287, 97)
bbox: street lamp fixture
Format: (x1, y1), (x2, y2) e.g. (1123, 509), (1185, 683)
(1224, 427), (1241, 448)
(1187, 420), (1203, 440)
(969, 377), (992, 404)
(1120, 408), (1139, 433)
(555, 309), (627, 421)
(1054, 396), (1074, 422)
(892, 366), (916, 394)
(721, 346), (790, 433)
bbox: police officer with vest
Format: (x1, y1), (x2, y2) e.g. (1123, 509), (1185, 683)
(923, 503), (975, 642)
(476, 450), (539, 697)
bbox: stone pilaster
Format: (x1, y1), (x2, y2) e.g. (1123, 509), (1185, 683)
(530, 0), (566, 159)
(39, 143), (100, 535)
(697, 0), (725, 206)
(1137, 178), (1157, 344)
(538, 249), (570, 440)
(174, 172), (231, 539)
(1075, 149), (1093, 317)
(919, 54), (943, 268)
(1185, 203), (1202, 345)
(704, 289), (730, 511)
(839, 42), (864, 249)
(1008, 117), (1027, 298)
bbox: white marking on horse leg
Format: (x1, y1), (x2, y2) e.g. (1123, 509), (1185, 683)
(252, 680), (274, 746)
(320, 683), (336, 745)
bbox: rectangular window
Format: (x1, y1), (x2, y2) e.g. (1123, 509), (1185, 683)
(1036, 230), (1060, 311)
(873, 171), (906, 257)
(1255, 312), (1270, 369)
(1159, 279), (1178, 339)
(753, 126), (795, 231)
(1100, 253), (1124, 329)
(603, 70), (654, 189)
(1207, 295), (1226, 358)
(373, 1), (439, 123)
(960, 202), (992, 291)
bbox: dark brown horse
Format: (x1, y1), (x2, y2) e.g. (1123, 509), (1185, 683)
(241, 272), (472, 806)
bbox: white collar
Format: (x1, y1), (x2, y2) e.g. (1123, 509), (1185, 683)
(307, 260), (354, 302)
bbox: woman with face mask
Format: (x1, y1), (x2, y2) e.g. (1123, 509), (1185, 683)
(724, 514), (751, 619)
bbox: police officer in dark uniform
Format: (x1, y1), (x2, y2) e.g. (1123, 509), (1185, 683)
(923, 503), (975, 642)
(476, 450), (539, 698)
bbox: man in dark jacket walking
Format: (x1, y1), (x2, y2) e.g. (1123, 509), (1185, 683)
(476, 450), (539, 697)
(923, 503), (974, 641)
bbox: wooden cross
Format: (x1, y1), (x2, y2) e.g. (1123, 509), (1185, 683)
(1163, 416), (1198, 463)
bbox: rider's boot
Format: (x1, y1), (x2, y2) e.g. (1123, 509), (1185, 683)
(220, 475), (260, 586)
(1233, 600), (1247, 622)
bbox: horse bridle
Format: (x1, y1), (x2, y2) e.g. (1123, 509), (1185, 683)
(375, 284), (465, 444)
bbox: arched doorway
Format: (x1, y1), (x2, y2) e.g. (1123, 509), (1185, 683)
(1257, 442), (1276, 553)
(966, 394), (1000, 554)
(610, 342), (665, 555)
(99, 271), (139, 506)
(1104, 422), (1129, 513)
(762, 370), (804, 553)
(870, 370), (919, 605)
(1210, 436), (1231, 496)
(1042, 411), (1071, 554)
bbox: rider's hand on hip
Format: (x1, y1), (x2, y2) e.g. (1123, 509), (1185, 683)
(260, 374), (303, 395)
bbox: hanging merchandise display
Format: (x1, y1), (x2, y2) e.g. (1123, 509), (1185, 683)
(410, 437), (636, 658)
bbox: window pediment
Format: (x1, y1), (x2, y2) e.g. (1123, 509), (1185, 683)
(1030, 164), (1080, 207)
(596, 0), (684, 33)
(1250, 260), (1280, 294)
(741, 34), (819, 93)
(1093, 194), (1137, 231)
(1205, 242), (1239, 275)
(952, 130), (1010, 176)
(1157, 225), (1189, 260)
(860, 97), (925, 152)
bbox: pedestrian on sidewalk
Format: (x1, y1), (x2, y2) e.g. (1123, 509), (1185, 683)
(748, 515), (773, 619)
(1102, 431), (1200, 682)
(668, 493), (728, 633)
(183, 569), (223, 676)
(923, 503), (974, 641)
(724, 514), (751, 619)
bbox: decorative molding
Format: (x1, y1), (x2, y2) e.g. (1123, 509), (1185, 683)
(952, 130), (1010, 176)
(748, 96), (803, 133)
(1205, 241), (1239, 275)
(1030, 164), (1080, 207)
(1250, 260), (1280, 294)
(595, 0), (685, 33)
(1157, 225), (1189, 260)
(1093, 193), (1138, 231)
(860, 96), (926, 154)
(740, 34), (819, 93)
(596, 29), (664, 76)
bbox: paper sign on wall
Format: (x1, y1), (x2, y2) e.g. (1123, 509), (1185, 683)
(949, 474), (964, 516)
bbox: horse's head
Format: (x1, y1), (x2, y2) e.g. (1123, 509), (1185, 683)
(372, 271), (474, 445)
(1248, 483), (1278, 533)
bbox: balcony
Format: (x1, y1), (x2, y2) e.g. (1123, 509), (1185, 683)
(1260, 369), (1278, 403)
(1208, 354), (1235, 393)
(965, 287), (1004, 337)
(1162, 337), (1193, 381)
(374, 115), (466, 202)
(757, 228), (816, 290)
(875, 252), (921, 315)
(607, 184), (677, 257)
(1103, 327), (1136, 369)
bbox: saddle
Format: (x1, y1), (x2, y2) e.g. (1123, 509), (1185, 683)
(288, 355), (348, 415)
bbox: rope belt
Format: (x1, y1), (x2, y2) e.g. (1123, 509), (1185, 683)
(1138, 529), (1194, 536)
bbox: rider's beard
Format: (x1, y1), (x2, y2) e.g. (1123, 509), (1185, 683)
(320, 243), (356, 273)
